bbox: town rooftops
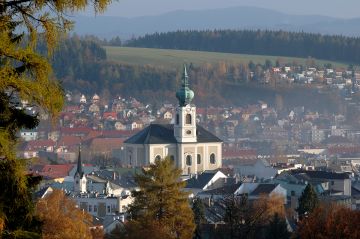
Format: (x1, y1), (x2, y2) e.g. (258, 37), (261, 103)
(199, 182), (242, 196)
(250, 184), (278, 196)
(185, 171), (218, 189)
(124, 124), (222, 144)
(291, 170), (350, 180)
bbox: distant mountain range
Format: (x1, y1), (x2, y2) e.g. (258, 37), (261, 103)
(73, 6), (360, 39)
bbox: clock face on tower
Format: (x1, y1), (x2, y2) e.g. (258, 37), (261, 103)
(186, 130), (192, 135)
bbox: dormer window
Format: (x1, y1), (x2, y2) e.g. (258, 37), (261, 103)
(186, 114), (192, 124)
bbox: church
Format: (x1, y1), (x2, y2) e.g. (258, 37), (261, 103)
(123, 65), (222, 175)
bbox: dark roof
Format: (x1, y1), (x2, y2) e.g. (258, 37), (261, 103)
(291, 170), (350, 180)
(185, 171), (219, 189)
(34, 186), (52, 199)
(124, 124), (222, 144)
(250, 184), (278, 196)
(200, 182), (242, 195)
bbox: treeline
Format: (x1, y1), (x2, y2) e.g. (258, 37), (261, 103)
(37, 35), (107, 79)
(126, 29), (360, 64)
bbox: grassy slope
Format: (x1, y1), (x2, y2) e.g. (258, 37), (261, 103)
(105, 46), (347, 68)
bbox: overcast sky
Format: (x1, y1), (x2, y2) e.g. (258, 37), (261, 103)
(84, 0), (360, 18)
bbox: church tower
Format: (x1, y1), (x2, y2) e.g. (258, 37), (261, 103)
(74, 144), (87, 193)
(174, 64), (197, 143)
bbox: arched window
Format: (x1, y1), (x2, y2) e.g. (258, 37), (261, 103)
(186, 155), (192, 166)
(186, 114), (192, 124)
(155, 155), (161, 161)
(197, 154), (201, 164)
(176, 114), (179, 125)
(210, 153), (216, 164)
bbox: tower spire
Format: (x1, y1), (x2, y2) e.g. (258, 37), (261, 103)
(76, 143), (83, 177)
(182, 64), (189, 87)
(176, 64), (194, 107)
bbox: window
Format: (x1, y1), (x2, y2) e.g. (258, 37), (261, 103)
(94, 205), (97, 212)
(210, 153), (216, 164)
(186, 130), (192, 135)
(155, 155), (161, 161)
(170, 155), (175, 162)
(186, 114), (192, 124)
(88, 205), (92, 212)
(176, 114), (179, 125)
(197, 154), (201, 164)
(186, 155), (192, 166)
(107, 205), (111, 213)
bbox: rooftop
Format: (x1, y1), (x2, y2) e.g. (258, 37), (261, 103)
(124, 124), (222, 144)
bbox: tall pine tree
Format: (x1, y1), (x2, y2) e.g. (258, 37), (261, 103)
(297, 184), (319, 217)
(126, 157), (195, 239)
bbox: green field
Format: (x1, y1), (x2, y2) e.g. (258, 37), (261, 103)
(105, 46), (347, 68)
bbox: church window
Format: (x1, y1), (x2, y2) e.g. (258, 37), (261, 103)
(186, 130), (192, 135)
(107, 205), (111, 213)
(176, 114), (179, 124)
(155, 155), (161, 161)
(94, 205), (97, 212)
(197, 154), (201, 164)
(170, 155), (175, 162)
(88, 205), (92, 212)
(186, 155), (192, 166)
(210, 153), (216, 164)
(186, 114), (192, 124)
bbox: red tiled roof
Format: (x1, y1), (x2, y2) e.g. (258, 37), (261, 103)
(103, 112), (117, 119)
(223, 148), (257, 159)
(64, 105), (80, 112)
(60, 127), (93, 135)
(58, 136), (81, 147)
(89, 138), (124, 152)
(60, 112), (75, 120)
(197, 108), (206, 115)
(30, 164), (75, 179)
(25, 140), (56, 151)
(328, 146), (360, 155)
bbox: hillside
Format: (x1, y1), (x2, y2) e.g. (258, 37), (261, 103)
(73, 6), (360, 39)
(126, 30), (360, 65)
(105, 46), (346, 68)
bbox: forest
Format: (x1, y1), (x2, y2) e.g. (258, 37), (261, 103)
(126, 29), (360, 64)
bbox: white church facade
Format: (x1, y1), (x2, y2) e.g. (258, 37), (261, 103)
(123, 65), (222, 175)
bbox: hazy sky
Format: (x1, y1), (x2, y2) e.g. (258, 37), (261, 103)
(87, 0), (360, 18)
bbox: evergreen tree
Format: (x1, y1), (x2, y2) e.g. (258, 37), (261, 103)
(266, 213), (290, 239)
(126, 157), (195, 239)
(0, 1), (111, 237)
(297, 184), (319, 217)
(192, 198), (206, 239)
